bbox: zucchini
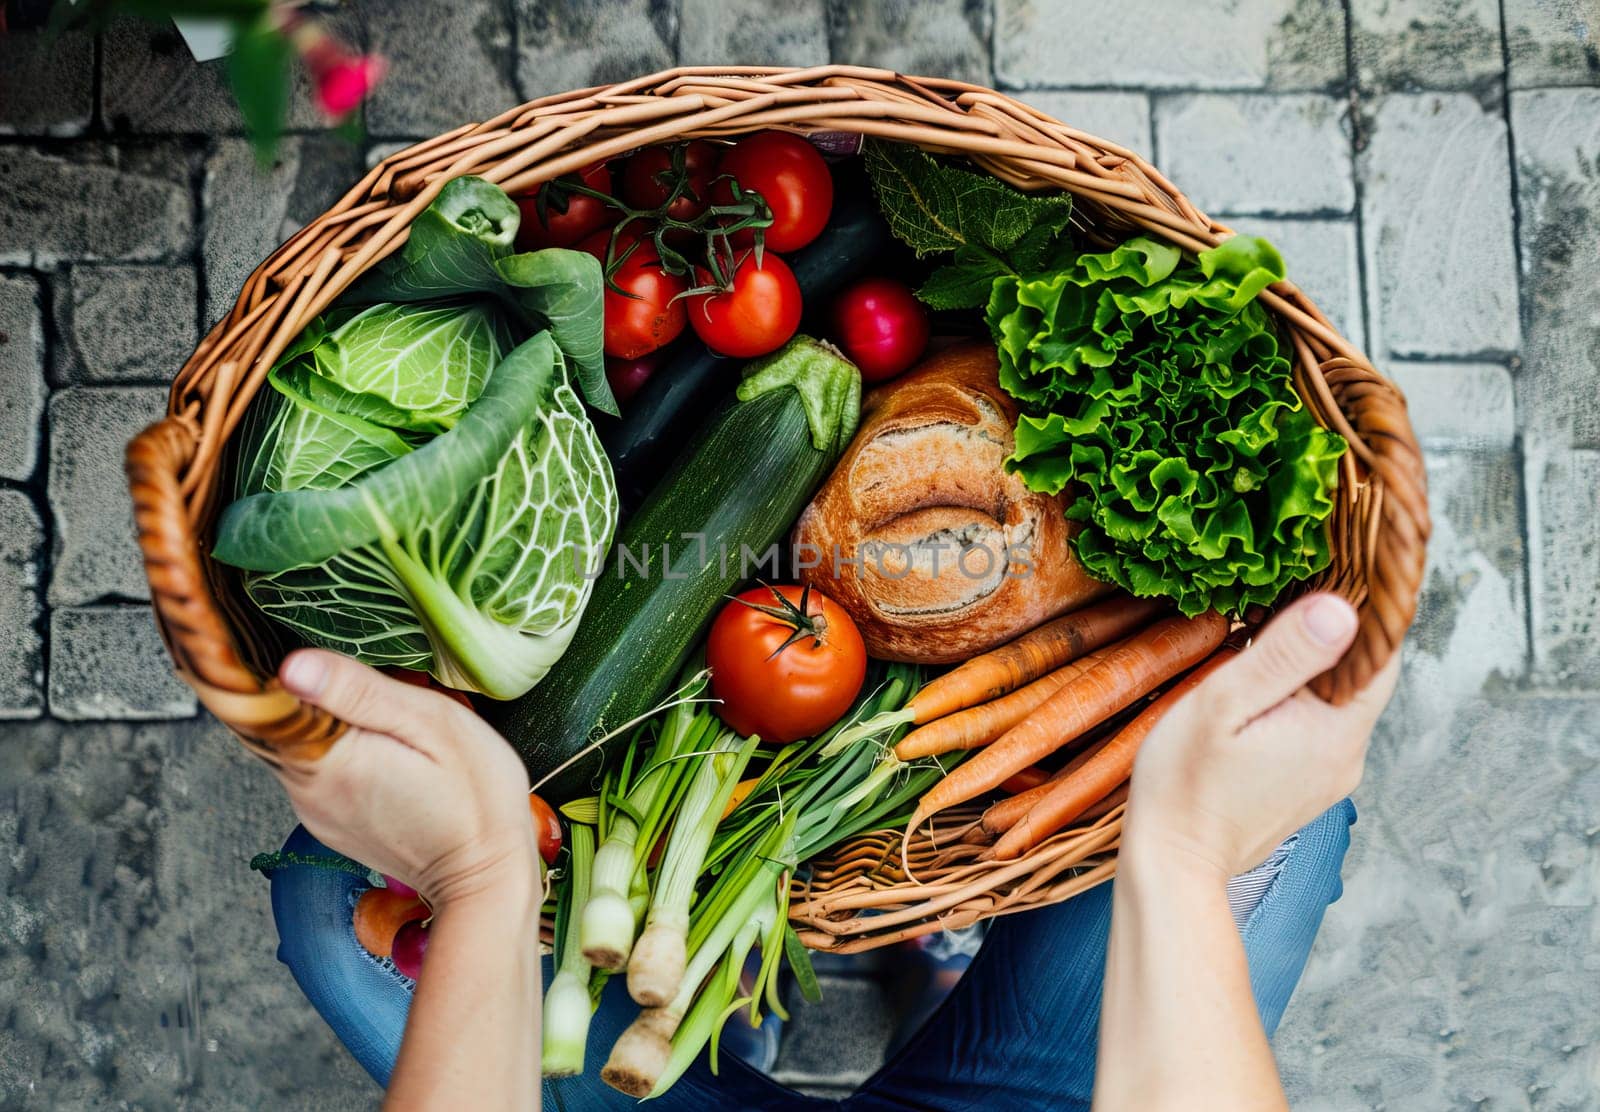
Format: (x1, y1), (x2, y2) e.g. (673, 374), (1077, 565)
(486, 337), (861, 799)
(596, 161), (894, 506)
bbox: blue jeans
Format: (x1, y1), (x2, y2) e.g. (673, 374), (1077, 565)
(271, 801), (1355, 1111)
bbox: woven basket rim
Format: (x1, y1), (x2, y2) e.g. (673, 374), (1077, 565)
(125, 63), (1430, 946)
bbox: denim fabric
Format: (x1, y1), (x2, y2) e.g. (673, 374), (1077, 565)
(270, 800), (1355, 1111)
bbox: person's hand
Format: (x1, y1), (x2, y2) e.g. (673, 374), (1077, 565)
(271, 649), (540, 908)
(1123, 592), (1400, 881)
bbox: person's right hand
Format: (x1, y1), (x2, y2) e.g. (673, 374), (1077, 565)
(1123, 592), (1400, 881)
(272, 649), (541, 908)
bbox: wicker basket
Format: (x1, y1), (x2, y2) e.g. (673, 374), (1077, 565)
(126, 65), (1429, 952)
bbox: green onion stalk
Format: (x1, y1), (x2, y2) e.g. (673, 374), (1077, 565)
(542, 822), (597, 1077)
(601, 664), (966, 1099)
(583, 672), (718, 970)
(627, 728), (761, 1006)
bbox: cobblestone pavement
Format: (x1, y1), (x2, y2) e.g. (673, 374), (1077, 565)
(2, 1), (1597, 1108)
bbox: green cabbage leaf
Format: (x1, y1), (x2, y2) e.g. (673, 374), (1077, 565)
(348, 175), (617, 416)
(217, 306), (618, 700)
(991, 235), (1346, 617)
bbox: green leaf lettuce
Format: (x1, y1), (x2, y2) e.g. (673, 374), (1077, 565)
(991, 234), (1345, 617)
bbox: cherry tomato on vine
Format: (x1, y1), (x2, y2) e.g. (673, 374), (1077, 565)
(578, 229), (688, 359)
(705, 584), (866, 744)
(528, 793), (563, 865)
(388, 668), (475, 710)
(621, 140), (719, 221)
(829, 277), (930, 382)
(605, 355), (658, 406)
(514, 162), (614, 251)
(713, 132), (833, 252)
(685, 251), (802, 359)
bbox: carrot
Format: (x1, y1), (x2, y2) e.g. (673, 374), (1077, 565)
(999, 765), (1053, 794)
(978, 696), (1157, 834)
(893, 654), (1096, 760)
(906, 595), (1165, 721)
(1078, 781), (1130, 824)
(353, 887), (429, 959)
(986, 649), (1236, 861)
(981, 737), (1105, 835)
(905, 611), (1229, 835)
(833, 595), (1164, 748)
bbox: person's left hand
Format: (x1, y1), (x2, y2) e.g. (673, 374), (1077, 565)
(271, 649), (540, 908)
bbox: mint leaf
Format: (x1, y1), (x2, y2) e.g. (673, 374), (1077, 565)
(865, 140), (1072, 259)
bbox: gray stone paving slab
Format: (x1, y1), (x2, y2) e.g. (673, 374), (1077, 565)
(101, 14), (357, 136)
(1276, 447), (1567, 1104)
(0, 491), (44, 718)
(680, 0), (829, 67)
(1154, 93), (1353, 216)
(363, 0), (519, 137)
(995, 0), (1346, 91)
(52, 265), (200, 385)
(1351, 0), (1505, 91)
(1015, 91), (1154, 156)
(0, 718), (373, 1108)
(48, 606), (198, 720)
(1359, 93), (1520, 360)
(1226, 216), (1365, 352)
(1510, 87), (1600, 453)
(0, 145), (193, 269)
(1505, 0), (1600, 88)
(202, 137), (368, 326)
(0, 25), (94, 136)
(828, 0), (992, 85)
(1382, 360), (1516, 449)
(47, 386), (166, 606)
(1526, 449), (1600, 687)
(514, 0), (677, 98)
(0, 272), (48, 482)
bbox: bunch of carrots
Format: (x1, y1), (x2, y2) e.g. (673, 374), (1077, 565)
(843, 595), (1234, 861)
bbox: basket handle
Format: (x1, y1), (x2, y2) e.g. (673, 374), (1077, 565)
(126, 415), (347, 765)
(1306, 360), (1430, 704)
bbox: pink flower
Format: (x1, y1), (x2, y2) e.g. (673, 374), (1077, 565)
(278, 6), (385, 121)
(311, 53), (386, 118)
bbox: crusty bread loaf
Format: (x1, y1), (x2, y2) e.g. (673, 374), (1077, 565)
(792, 340), (1110, 663)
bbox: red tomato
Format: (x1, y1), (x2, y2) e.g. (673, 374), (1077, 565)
(388, 668), (475, 710)
(621, 140), (719, 221)
(686, 251), (802, 359)
(605, 355), (657, 406)
(578, 230), (688, 359)
(528, 793), (563, 865)
(705, 584), (866, 744)
(713, 132), (833, 252)
(829, 277), (930, 382)
(514, 162), (613, 251)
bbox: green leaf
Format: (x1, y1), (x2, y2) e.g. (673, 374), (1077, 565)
(219, 322), (620, 699)
(215, 331), (561, 571)
(988, 232), (1345, 617)
(783, 924), (822, 1003)
(864, 139), (1073, 260)
(917, 245), (1013, 310)
(496, 249), (610, 416)
(350, 176), (616, 414)
(225, 17), (291, 166)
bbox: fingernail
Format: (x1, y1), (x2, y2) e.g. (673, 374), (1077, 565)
(281, 652), (327, 697)
(1304, 595), (1356, 646)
